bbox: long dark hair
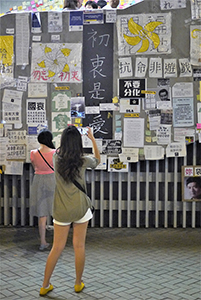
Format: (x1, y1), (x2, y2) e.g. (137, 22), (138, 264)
(56, 126), (84, 182)
(37, 129), (55, 149)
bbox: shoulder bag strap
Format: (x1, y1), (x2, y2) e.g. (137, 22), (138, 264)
(72, 179), (94, 213)
(72, 179), (87, 194)
(38, 149), (54, 171)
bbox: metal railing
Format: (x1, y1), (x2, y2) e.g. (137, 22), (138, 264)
(0, 142), (200, 228)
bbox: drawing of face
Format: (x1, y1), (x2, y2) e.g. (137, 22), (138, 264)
(159, 89), (168, 101)
(187, 182), (201, 199)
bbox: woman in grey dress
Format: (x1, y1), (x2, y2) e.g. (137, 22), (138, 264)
(30, 129), (56, 251)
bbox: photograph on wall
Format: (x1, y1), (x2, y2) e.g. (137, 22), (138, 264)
(145, 86), (172, 110)
(117, 13), (171, 56)
(31, 43), (82, 82)
(71, 97), (85, 118)
(182, 166), (201, 201)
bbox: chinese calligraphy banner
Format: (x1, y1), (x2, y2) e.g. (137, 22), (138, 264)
(117, 13), (171, 56)
(83, 23), (113, 138)
(83, 23), (113, 106)
(84, 112), (113, 139)
(31, 43), (82, 82)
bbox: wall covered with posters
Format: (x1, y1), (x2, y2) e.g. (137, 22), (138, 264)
(0, 0), (201, 227)
(0, 0), (201, 173)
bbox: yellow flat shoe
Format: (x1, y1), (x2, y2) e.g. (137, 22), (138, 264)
(39, 284), (54, 296)
(74, 282), (85, 293)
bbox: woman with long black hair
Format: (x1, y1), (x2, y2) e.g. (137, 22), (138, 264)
(39, 125), (100, 296)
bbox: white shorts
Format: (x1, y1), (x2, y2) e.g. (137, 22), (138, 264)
(53, 208), (93, 226)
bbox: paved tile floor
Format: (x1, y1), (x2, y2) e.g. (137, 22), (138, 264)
(0, 226), (200, 300)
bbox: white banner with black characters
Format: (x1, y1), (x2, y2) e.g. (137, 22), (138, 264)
(26, 99), (46, 124)
(166, 142), (186, 157)
(119, 78), (145, 99)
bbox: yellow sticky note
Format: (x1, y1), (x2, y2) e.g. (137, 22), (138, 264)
(146, 136), (152, 143)
(107, 112), (113, 118)
(75, 118), (81, 124)
(152, 136), (157, 143)
(18, 6), (23, 10)
(112, 96), (119, 104)
(141, 90), (156, 94)
(124, 113), (139, 118)
(139, 149), (144, 155)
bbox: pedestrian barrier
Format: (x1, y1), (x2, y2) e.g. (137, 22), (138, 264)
(1, 141), (200, 228)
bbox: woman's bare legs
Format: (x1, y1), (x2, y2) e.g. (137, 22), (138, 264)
(73, 221), (89, 286)
(38, 216), (48, 246)
(42, 224), (70, 288)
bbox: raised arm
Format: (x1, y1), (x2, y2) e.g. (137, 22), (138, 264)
(87, 127), (100, 163)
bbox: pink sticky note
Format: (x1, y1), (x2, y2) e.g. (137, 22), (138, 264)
(31, 1), (35, 4)
(197, 123), (201, 129)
